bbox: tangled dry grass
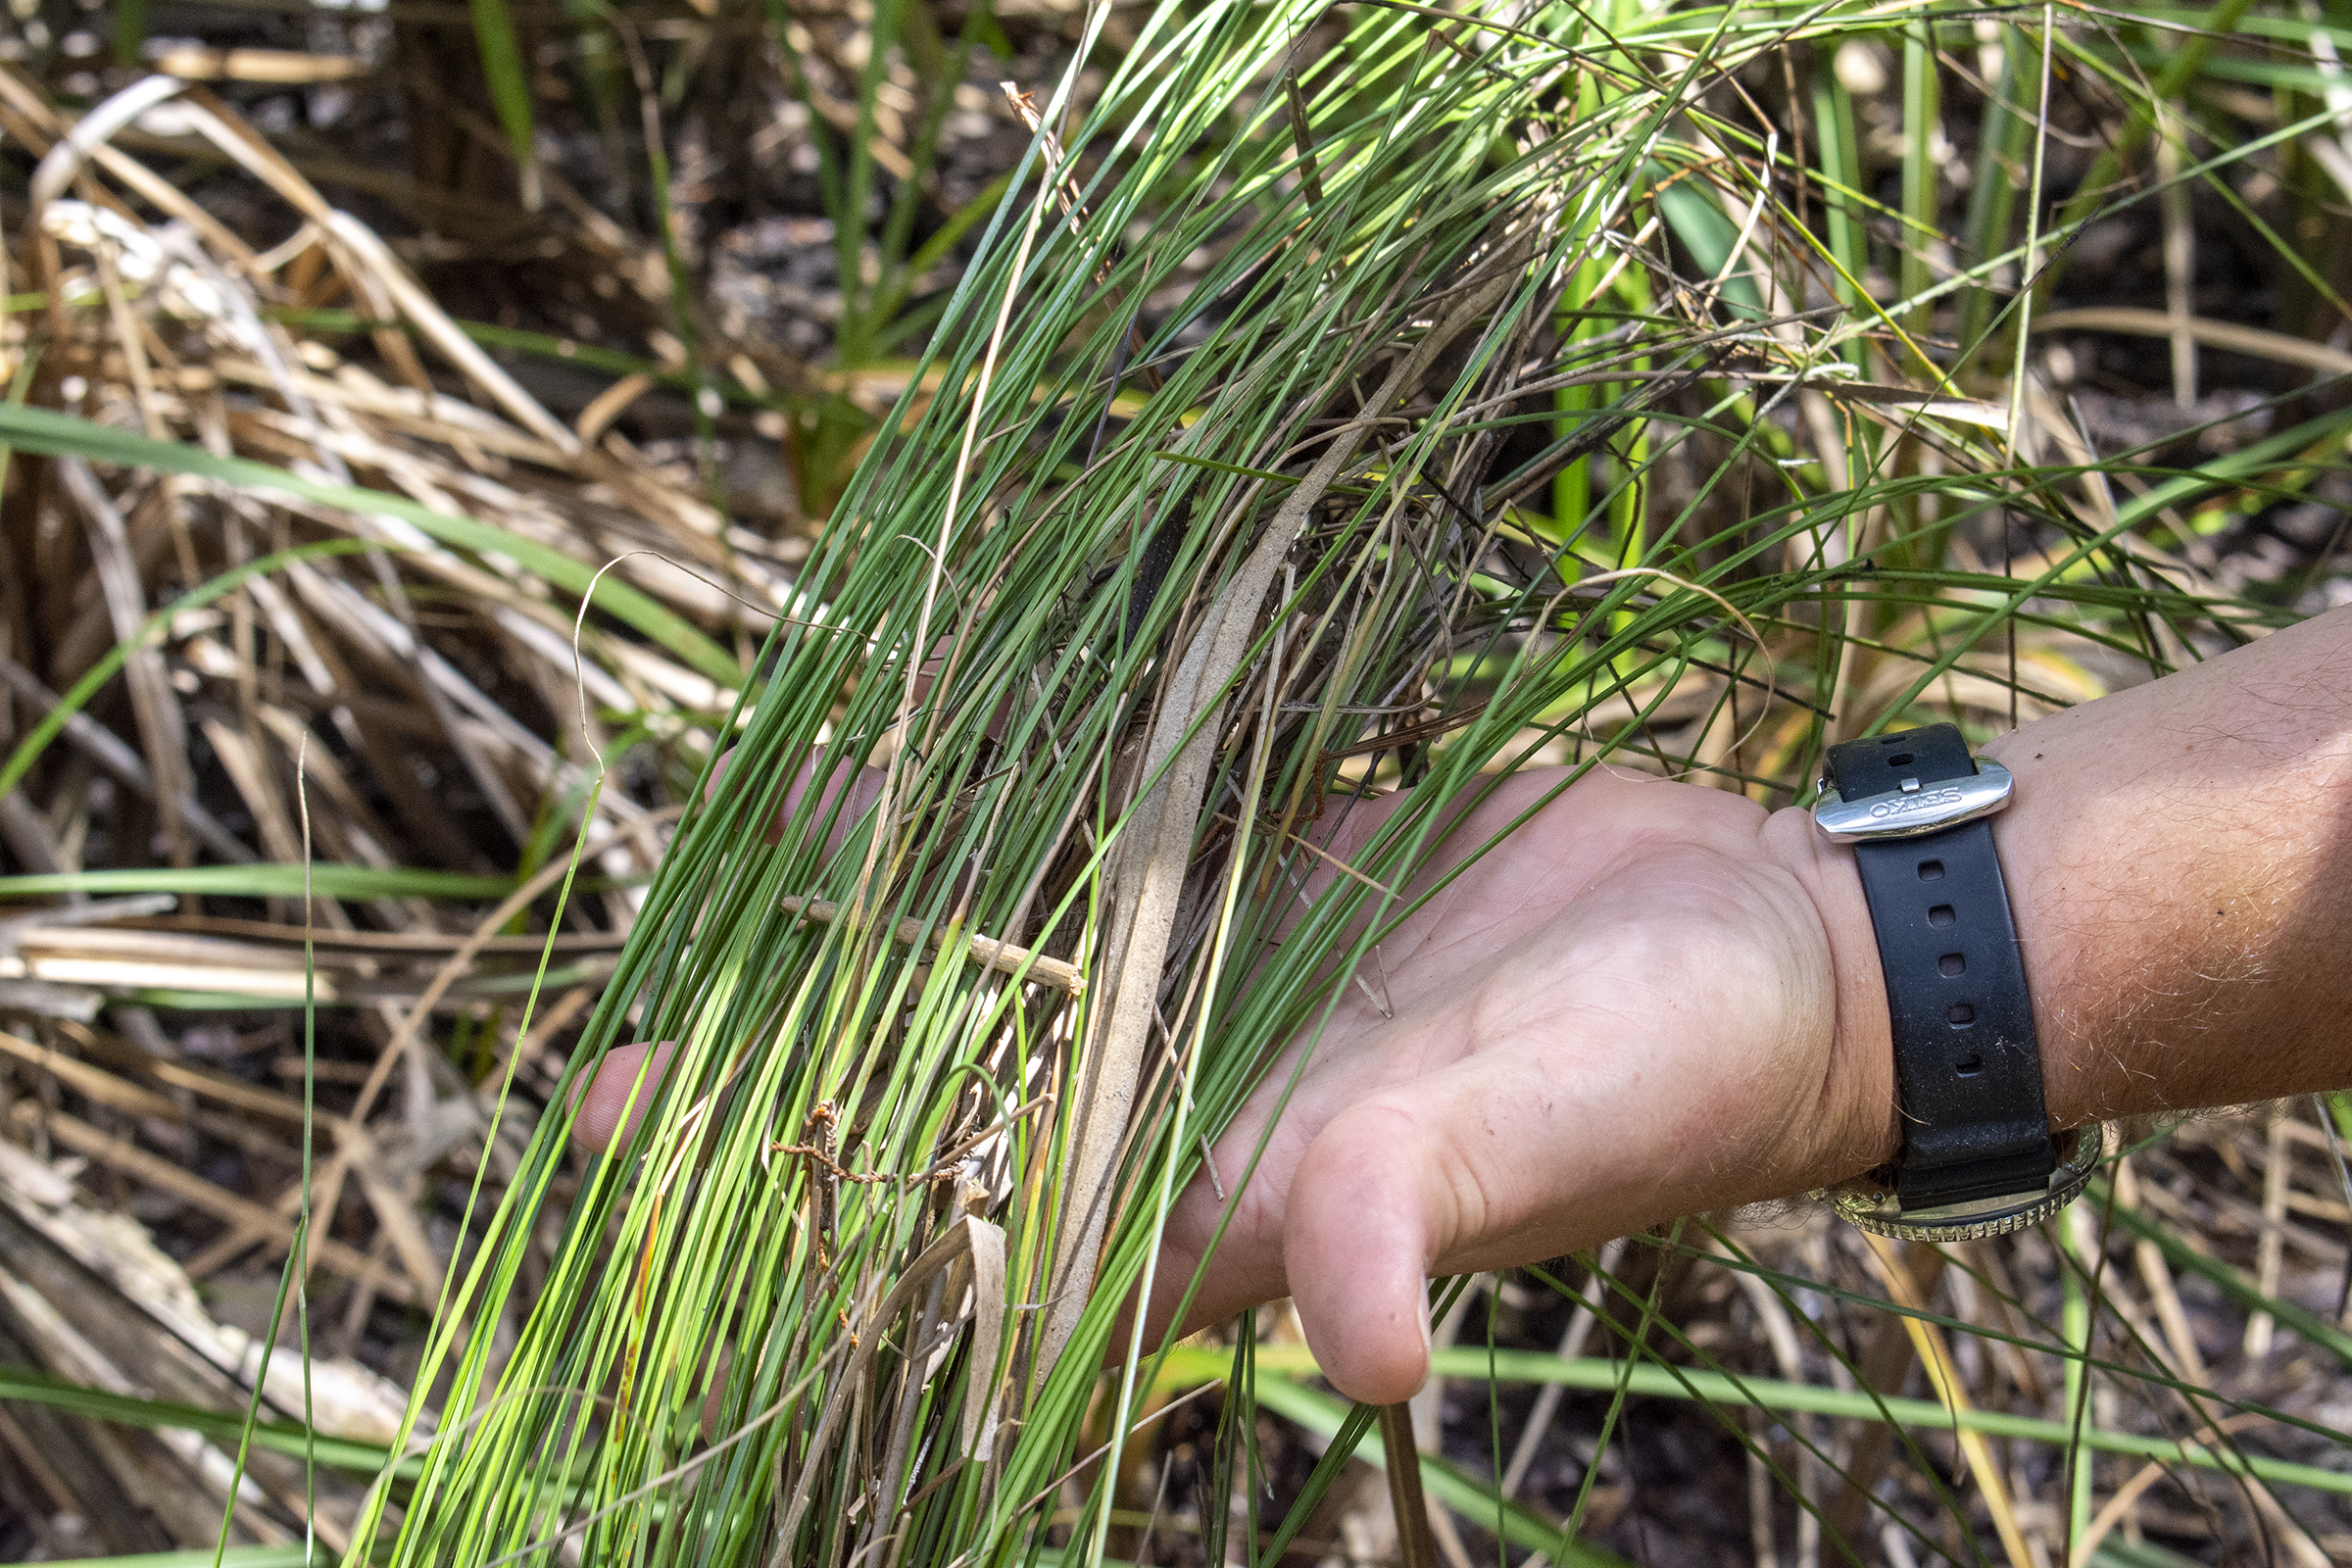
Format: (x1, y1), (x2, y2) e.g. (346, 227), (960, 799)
(0, 63), (806, 1550)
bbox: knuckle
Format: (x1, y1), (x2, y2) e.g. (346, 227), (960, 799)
(1318, 1097), (1494, 1263)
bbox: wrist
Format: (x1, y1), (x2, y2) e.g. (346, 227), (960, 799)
(1759, 802), (1901, 1188)
(1763, 721), (2132, 1170)
(1752, 603), (2352, 1219)
(1974, 727), (2102, 1131)
(1770, 728), (2100, 1239)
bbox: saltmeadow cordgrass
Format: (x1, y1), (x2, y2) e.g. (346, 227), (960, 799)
(3, 0), (2351, 1562)
(312, 3), (2346, 1566)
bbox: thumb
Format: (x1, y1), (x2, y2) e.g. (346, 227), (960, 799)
(1285, 1099), (1441, 1402)
(1280, 1024), (1717, 1405)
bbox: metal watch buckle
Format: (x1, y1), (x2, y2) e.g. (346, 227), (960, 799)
(1811, 758), (2015, 844)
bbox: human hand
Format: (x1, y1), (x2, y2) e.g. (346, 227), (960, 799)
(569, 759), (1898, 1405)
(1140, 765), (1895, 1402)
(573, 608), (2352, 1408)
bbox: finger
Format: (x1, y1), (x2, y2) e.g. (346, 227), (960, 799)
(1282, 1094), (1446, 1403)
(1144, 864), (1556, 1354)
(569, 1040), (677, 1154)
(1282, 1045), (1657, 1405)
(1285, 1044), (1734, 1404)
(1139, 1136), (1298, 1350)
(708, 745), (889, 851)
(1282, 890), (1828, 1404)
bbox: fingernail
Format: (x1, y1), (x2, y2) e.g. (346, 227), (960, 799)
(1415, 1292), (1432, 1351)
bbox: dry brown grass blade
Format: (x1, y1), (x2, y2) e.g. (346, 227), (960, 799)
(0, 1134), (411, 1542)
(201, 717), (304, 864)
(57, 459), (196, 869)
(0, 67), (261, 271)
(2034, 307), (2352, 378)
(1858, 1231), (2033, 1568)
(4, 1099), (413, 1303)
(1821, 1240), (1939, 1552)
(0, 1250), (301, 1547)
(0, 52), (812, 1547)
(153, 48), (373, 84)
(577, 372), (658, 448)
(0, 63), (737, 1447)
(322, 213), (581, 454)
(1379, 1400), (1442, 1568)
(779, 894), (1085, 995)
(2244, 1108), (2292, 1360)
(103, 912), (624, 956)
(1042, 263), (1520, 1370)
(0, 654), (252, 862)
(3, 922), (624, 1005)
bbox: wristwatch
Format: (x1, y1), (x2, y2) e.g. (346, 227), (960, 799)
(1811, 723), (2105, 1242)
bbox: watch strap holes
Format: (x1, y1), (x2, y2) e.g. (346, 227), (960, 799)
(1928, 905), (1956, 927)
(1954, 1052), (1984, 1076)
(1888, 753), (1914, 766)
(1938, 953), (1966, 977)
(1947, 1003), (1976, 1027)
(1917, 858), (1945, 881)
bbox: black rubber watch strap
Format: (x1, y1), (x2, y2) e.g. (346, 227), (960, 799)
(1825, 725), (2058, 1211)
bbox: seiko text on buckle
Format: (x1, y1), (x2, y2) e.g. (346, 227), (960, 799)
(1811, 759), (2016, 843)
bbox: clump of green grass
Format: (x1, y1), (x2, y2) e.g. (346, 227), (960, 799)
(332, 2), (2352, 1566)
(4, 0), (2352, 1563)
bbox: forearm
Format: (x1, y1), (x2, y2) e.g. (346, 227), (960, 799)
(1774, 607), (2352, 1175)
(1984, 608), (2352, 1123)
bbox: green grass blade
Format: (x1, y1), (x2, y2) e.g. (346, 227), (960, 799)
(0, 1363), (396, 1474)
(0, 865), (518, 901)
(1152, 1348), (2352, 1497)
(469, 0), (541, 208)
(0, 406), (740, 686)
